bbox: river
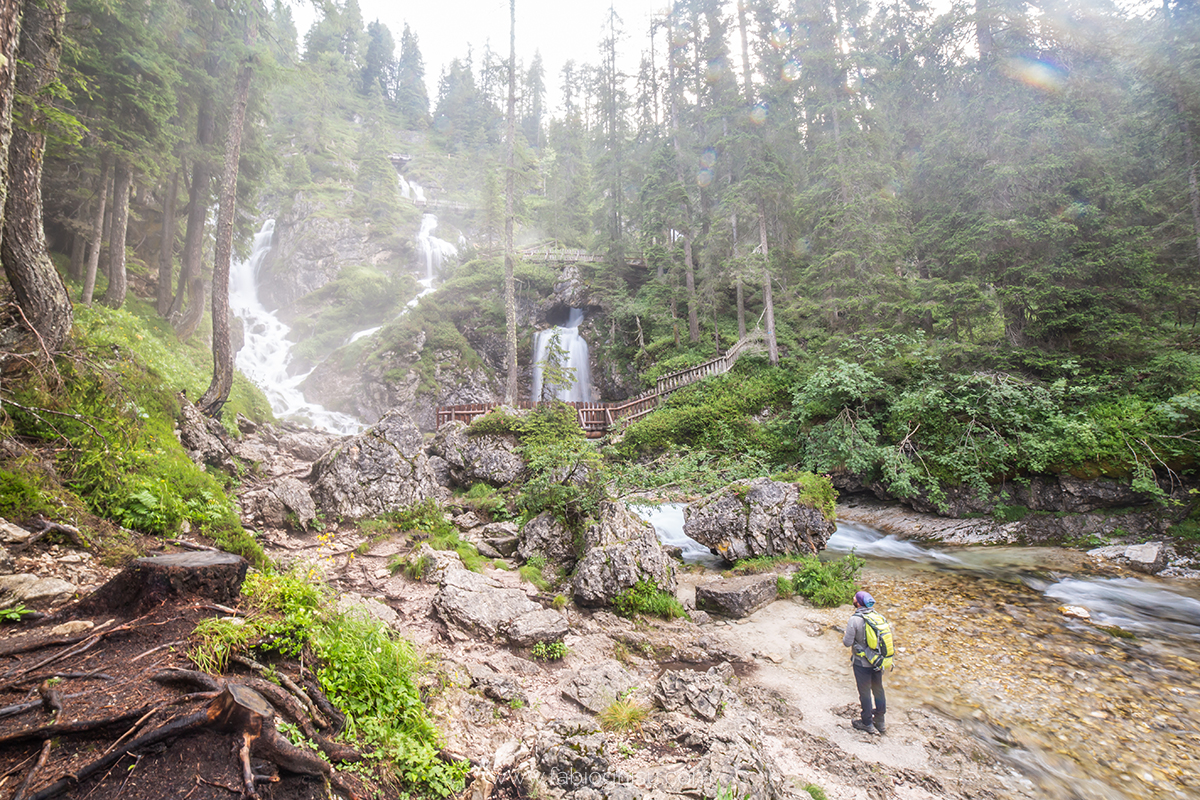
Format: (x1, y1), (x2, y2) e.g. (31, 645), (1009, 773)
(638, 506), (1200, 800)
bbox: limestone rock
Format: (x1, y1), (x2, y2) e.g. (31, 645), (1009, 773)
(535, 718), (610, 792)
(468, 662), (528, 705)
(0, 574), (77, 610)
(433, 421), (524, 487)
(0, 518), (36, 546)
(310, 410), (439, 519)
(1088, 541), (1168, 574)
(560, 660), (638, 714)
(518, 512), (577, 567)
(571, 501), (676, 608)
(651, 669), (735, 722)
(413, 543), (466, 584)
(684, 477), (836, 561)
(239, 476), (317, 531)
(504, 608), (570, 647)
(695, 573), (779, 618)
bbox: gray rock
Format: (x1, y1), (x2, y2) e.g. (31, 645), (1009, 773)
(240, 476), (318, 531)
(310, 410), (439, 519)
(651, 669), (735, 722)
(560, 660), (638, 714)
(684, 478), (836, 561)
(486, 535), (520, 557)
(0, 544), (11, 574)
(0, 574), (77, 609)
(434, 567), (548, 642)
(335, 590), (402, 629)
(1089, 541), (1168, 574)
(432, 421), (524, 487)
(412, 543), (464, 584)
(468, 662), (528, 705)
(427, 455), (453, 488)
(519, 512), (578, 567)
(536, 718), (610, 792)
(571, 502), (676, 608)
(504, 607), (570, 647)
(695, 574), (779, 618)
(0, 518), (34, 546)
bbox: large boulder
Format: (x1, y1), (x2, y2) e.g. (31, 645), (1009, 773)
(238, 476), (317, 531)
(432, 420), (524, 487)
(309, 410), (440, 519)
(433, 567), (569, 645)
(684, 478), (836, 561)
(571, 501), (676, 608)
(1088, 542), (1169, 574)
(695, 573), (779, 618)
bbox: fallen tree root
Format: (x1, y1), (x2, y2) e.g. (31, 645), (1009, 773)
(11, 739), (52, 800)
(0, 705), (152, 747)
(231, 653), (329, 728)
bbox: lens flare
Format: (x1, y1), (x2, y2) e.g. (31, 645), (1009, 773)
(1002, 57), (1066, 92)
(697, 168), (713, 187)
(700, 148), (717, 168)
(750, 103), (768, 125)
(782, 60), (800, 82)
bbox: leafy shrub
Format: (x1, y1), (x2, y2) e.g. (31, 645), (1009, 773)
(531, 640), (568, 661)
(770, 470), (838, 521)
(612, 579), (688, 620)
(783, 554), (864, 608)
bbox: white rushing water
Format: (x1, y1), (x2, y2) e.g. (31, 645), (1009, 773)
(531, 308), (592, 402)
(630, 503), (724, 567)
(230, 220), (364, 435)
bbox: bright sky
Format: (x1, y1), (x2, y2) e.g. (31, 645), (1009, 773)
(288, 0), (664, 114)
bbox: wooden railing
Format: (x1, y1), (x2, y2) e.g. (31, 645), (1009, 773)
(520, 246), (646, 268)
(435, 329), (768, 437)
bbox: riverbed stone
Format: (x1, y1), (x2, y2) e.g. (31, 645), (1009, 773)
(684, 477), (836, 561)
(1088, 541), (1168, 574)
(695, 573), (779, 618)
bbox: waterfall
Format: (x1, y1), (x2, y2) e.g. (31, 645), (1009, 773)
(417, 213), (457, 282)
(230, 220), (363, 435)
(531, 308), (592, 402)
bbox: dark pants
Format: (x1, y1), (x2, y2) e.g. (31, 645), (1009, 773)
(853, 663), (886, 724)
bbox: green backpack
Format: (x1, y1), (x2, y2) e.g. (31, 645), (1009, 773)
(860, 610), (895, 671)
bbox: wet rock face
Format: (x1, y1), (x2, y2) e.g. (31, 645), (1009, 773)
(571, 502), (677, 608)
(309, 410), (441, 520)
(432, 421), (524, 487)
(684, 478), (836, 561)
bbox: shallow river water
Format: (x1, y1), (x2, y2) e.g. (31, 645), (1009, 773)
(641, 507), (1200, 800)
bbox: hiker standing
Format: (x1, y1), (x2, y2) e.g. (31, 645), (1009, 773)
(843, 589), (891, 735)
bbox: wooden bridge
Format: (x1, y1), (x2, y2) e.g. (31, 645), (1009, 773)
(435, 329), (766, 437)
(519, 246), (646, 269)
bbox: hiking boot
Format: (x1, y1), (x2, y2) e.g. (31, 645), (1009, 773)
(851, 719), (879, 735)
(873, 713), (886, 734)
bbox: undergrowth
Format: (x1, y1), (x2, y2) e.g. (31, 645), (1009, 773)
(763, 554), (864, 608)
(612, 579), (688, 620)
(191, 568), (468, 797)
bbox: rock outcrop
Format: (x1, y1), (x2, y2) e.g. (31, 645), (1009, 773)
(685, 478), (836, 561)
(571, 502), (676, 608)
(434, 566), (568, 645)
(432, 421), (524, 487)
(310, 410), (441, 519)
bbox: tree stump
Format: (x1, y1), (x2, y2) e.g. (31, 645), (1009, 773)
(74, 552), (248, 613)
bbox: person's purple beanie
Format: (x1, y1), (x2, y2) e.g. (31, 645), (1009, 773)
(854, 591), (875, 607)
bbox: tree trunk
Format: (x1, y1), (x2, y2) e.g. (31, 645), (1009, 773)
(81, 155), (109, 305)
(198, 58), (253, 418)
(683, 235), (699, 343)
(503, 0), (518, 404)
(975, 0), (994, 60)
(1, 0), (71, 355)
(0, 0), (21, 238)
(758, 205), (778, 365)
(157, 169), (178, 316)
(1184, 119), (1200, 269)
(732, 212), (745, 339)
(171, 97), (216, 324)
(100, 159), (131, 309)
(737, 0), (753, 102)
(67, 228), (84, 282)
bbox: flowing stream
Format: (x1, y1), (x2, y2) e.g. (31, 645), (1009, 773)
(639, 504), (1200, 800)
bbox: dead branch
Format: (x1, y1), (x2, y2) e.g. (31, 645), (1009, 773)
(24, 707), (209, 800)
(301, 676), (345, 734)
(11, 739), (52, 800)
(0, 691), (89, 721)
(233, 675), (361, 764)
(0, 614), (151, 687)
(36, 681), (61, 715)
(130, 640), (183, 662)
(7, 672), (113, 688)
(21, 515), (88, 550)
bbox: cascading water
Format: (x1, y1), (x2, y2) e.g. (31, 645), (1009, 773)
(531, 308), (592, 402)
(230, 220), (363, 435)
(347, 182), (456, 344)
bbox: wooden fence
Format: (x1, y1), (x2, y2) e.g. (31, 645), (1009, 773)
(435, 329), (767, 437)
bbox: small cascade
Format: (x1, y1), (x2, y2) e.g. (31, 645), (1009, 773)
(417, 213), (457, 282)
(531, 308), (592, 402)
(230, 220), (363, 435)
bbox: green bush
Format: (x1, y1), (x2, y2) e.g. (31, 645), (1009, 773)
(612, 579), (688, 620)
(783, 554), (864, 608)
(531, 640), (568, 661)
